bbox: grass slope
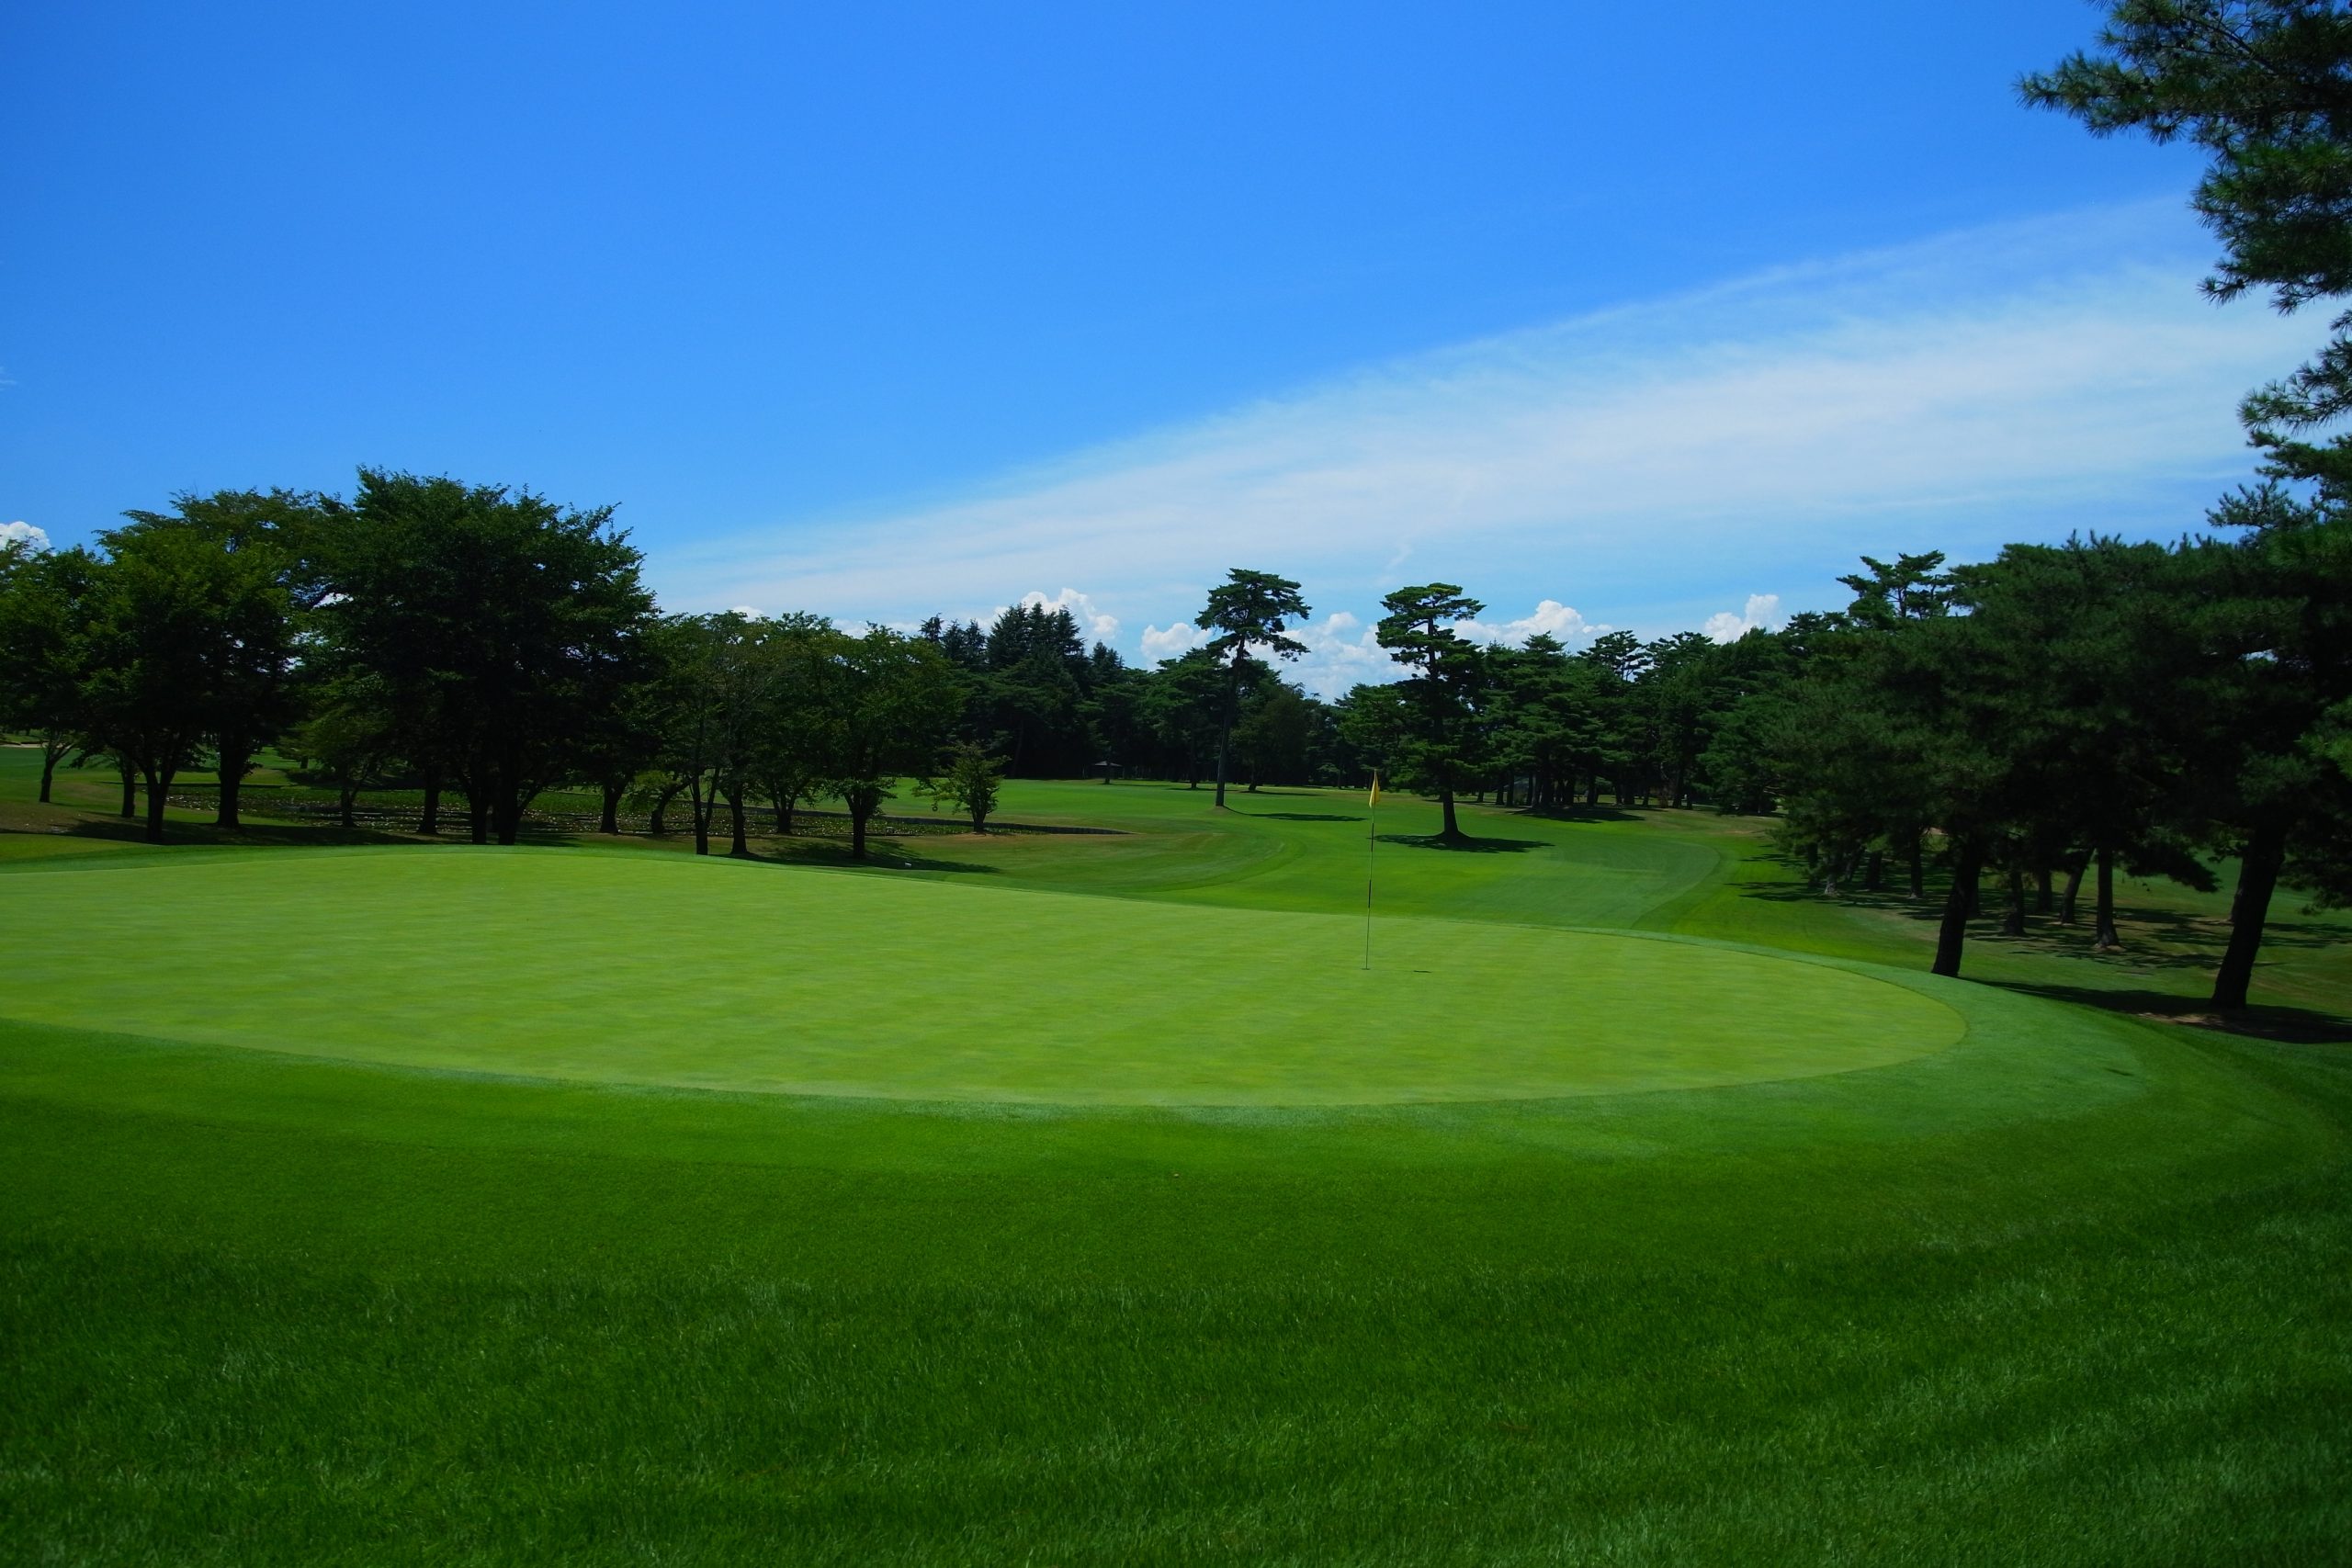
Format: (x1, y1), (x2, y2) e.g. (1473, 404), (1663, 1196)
(3, 754), (2349, 1564)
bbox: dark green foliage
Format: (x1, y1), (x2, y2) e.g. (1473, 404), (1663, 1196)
(811, 626), (964, 860)
(81, 519), (298, 842)
(114, 490), (329, 829)
(1485, 635), (1620, 811)
(1229, 682), (1325, 791)
(651, 613), (777, 857)
(0, 541), (98, 803)
(288, 680), (404, 829)
(1139, 648), (1233, 787)
(317, 471), (655, 845)
(1374, 584), (1490, 839)
(746, 613), (838, 839)
(2030, 6), (2352, 998)
(1196, 568), (1312, 807)
(923, 740), (1006, 830)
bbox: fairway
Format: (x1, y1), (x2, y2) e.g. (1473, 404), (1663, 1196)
(1, 847), (1963, 1103)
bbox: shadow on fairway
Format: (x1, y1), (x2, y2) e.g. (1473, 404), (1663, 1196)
(746, 839), (1001, 875)
(1991, 981), (2352, 1045)
(1510, 804), (1642, 824)
(61, 817), (412, 851)
(1375, 833), (1546, 854)
(1239, 811), (1365, 823)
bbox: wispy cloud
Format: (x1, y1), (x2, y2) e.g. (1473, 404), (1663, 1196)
(666, 201), (2310, 693)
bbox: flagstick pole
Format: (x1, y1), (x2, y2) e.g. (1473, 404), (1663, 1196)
(1362, 773), (1376, 971)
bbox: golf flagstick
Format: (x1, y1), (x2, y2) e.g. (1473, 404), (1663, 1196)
(1363, 771), (1379, 970)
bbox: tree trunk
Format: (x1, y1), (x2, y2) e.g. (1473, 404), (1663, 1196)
(1863, 850), (1884, 892)
(215, 740), (248, 829)
(419, 762), (442, 836)
(2211, 817), (2287, 1010)
(1440, 788), (1462, 840)
(141, 763), (173, 844)
(493, 790), (523, 846)
(1212, 661), (1243, 809)
(728, 784), (750, 857)
(2001, 864), (2026, 938)
(851, 805), (870, 861)
(2094, 846), (2120, 951)
(338, 784), (358, 829)
(1931, 838), (1982, 978)
(2035, 865), (2054, 915)
(2059, 852), (2087, 926)
(690, 775), (712, 856)
(38, 739), (63, 803)
(118, 759), (137, 818)
(649, 781), (681, 837)
(469, 793), (491, 845)
(600, 784), (623, 836)
(771, 791), (797, 836)
(1906, 838), (1925, 899)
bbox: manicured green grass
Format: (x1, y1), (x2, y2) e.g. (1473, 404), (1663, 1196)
(3, 753), (2349, 1563)
(0, 848), (1963, 1102)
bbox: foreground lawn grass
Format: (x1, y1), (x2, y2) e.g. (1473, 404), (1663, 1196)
(3, 761), (2349, 1563)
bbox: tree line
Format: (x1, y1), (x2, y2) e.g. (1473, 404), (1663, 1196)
(3, 471), (2347, 1006)
(0, 479), (1844, 859)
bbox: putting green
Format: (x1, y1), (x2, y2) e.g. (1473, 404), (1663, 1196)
(0, 848), (1964, 1104)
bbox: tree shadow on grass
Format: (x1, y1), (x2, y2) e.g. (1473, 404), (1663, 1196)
(62, 817), (411, 850)
(1990, 981), (2352, 1045)
(1508, 803), (1642, 824)
(1376, 833), (1546, 853)
(1238, 811), (1365, 823)
(738, 836), (1001, 875)
(862, 845), (1001, 874)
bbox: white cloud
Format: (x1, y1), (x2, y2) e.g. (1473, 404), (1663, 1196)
(1281, 602), (1607, 696)
(1142, 611), (1391, 696)
(1, 522), (50, 553)
(1016, 587), (1119, 644)
(1459, 599), (1605, 649)
(729, 604), (762, 618)
(1140, 620), (1207, 661)
(666, 202), (2309, 654)
(1703, 593), (1783, 643)
(1289, 611), (1396, 698)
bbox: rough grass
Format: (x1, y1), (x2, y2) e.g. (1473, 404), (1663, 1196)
(3, 750), (2350, 1563)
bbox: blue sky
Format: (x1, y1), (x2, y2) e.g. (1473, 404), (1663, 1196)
(0, 3), (2305, 690)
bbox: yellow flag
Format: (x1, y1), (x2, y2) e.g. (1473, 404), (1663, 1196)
(1367, 772), (1381, 807)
